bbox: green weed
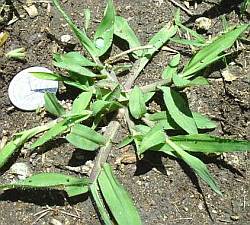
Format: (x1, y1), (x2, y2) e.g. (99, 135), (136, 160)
(0, 1), (249, 224)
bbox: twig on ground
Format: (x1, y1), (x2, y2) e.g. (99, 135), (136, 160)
(169, 0), (193, 16)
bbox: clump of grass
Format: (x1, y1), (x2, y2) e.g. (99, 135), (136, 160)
(0, 0), (249, 224)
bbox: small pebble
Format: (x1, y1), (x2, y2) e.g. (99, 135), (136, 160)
(195, 17), (212, 31)
(23, 5), (38, 18)
(60, 34), (72, 43)
(221, 70), (237, 82)
(230, 215), (240, 221)
(9, 162), (32, 180)
(50, 218), (63, 225)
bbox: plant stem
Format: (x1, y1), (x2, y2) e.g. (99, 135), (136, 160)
(124, 108), (135, 133)
(105, 45), (153, 64)
(125, 79), (171, 93)
(89, 121), (120, 182)
(123, 59), (145, 91)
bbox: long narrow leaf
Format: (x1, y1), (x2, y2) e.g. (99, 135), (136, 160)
(137, 23), (177, 71)
(124, 24), (177, 89)
(98, 163), (142, 225)
(84, 8), (91, 31)
(52, 0), (97, 59)
(129, 86), (146, 119)
(90, 181), (113, 225)
(66, 124), (106, 151)
(161, 87), (198, 134)
(31, 120), (68, 149)
(53, 61), (99, 78)
(139, 124), (165, 154)
(0, 173), (89, 197)
(44, 93), (65, 117)
(31, 114), (89, 149)
(71, 91), (93, 115)
(94, 0), (115, 56)
(32, 72), (66, 81)
(182, 24), (248, 77)
(157, 134), (250, 153)
(114, 16), (142, 57)
(164, 138), (222, 195)
(54, 52), (98, 67)
(162, 53), (180, 82)
(0, 120), (57, 168)
(145, 111), (216, 130)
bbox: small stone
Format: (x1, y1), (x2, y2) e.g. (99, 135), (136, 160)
(50, 218), (63, 225)
(0, 136), (8, 150)
(23, 5), (38, 18)
(230, 215), (240, 221)
(9, 162), (32, 180)
(212, 209), (217, 214)
(60, 34), (72, 43)
(136, 180), (142, 186)
(195, 17), (212, 31)
(198, 202), (204, 210)
(221, 70), (237, 82)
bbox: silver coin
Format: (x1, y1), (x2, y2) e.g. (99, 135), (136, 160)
(8, 66), (58, 111)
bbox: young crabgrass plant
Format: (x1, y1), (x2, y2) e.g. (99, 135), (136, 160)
(0, 0), (249, 224)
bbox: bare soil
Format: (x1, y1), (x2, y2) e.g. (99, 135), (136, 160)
(0, 1), (249, 225)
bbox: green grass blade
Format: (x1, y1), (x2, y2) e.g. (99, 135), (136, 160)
(146, 24), (177, 57)
(0, 120), (57, 168)
(64, 80), (90, 91)
(124, 24), (177, 90)
(52, 0), (98, 60)
(187, 76), (209, 87)
(54, 52), (98, 67)
(44, 93), (65, 117)
(94, 0), (115, 56)
(139, 125), (166, 154)
(164, 138), (222, 195)
(172, 73), (191, 87)
(71, 91), (93, 115)
(129, 86), (147, 119)
(32, 72), (66, 81)
(30, 114), (90, 150)
(90, 181), (113, 225)
(167, 72), (209, 88)
(114, 15), (142, 57)
(53, 61), (99, 78)
(192, 112), (217, 129)
(98, 163), (142, 225)
(161, 87), (198, 134)
(31, 120), (68, 149)
(182, 24), (248, 77)
(158, 134), (250, 153)
(162, 53), (180, 82)
(66, 124), (106, 151)
(103, 84), (121, 101)
(174, 9), (205, 43)
(144, 92), (155, 103)
(117, 136), (134, 148)
(0, 173), (90, 197)
(145, 110), (216, 131)
(91, 100), (110, 115)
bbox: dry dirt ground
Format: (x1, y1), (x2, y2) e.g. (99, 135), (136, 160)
(0, 0), (249, 225)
